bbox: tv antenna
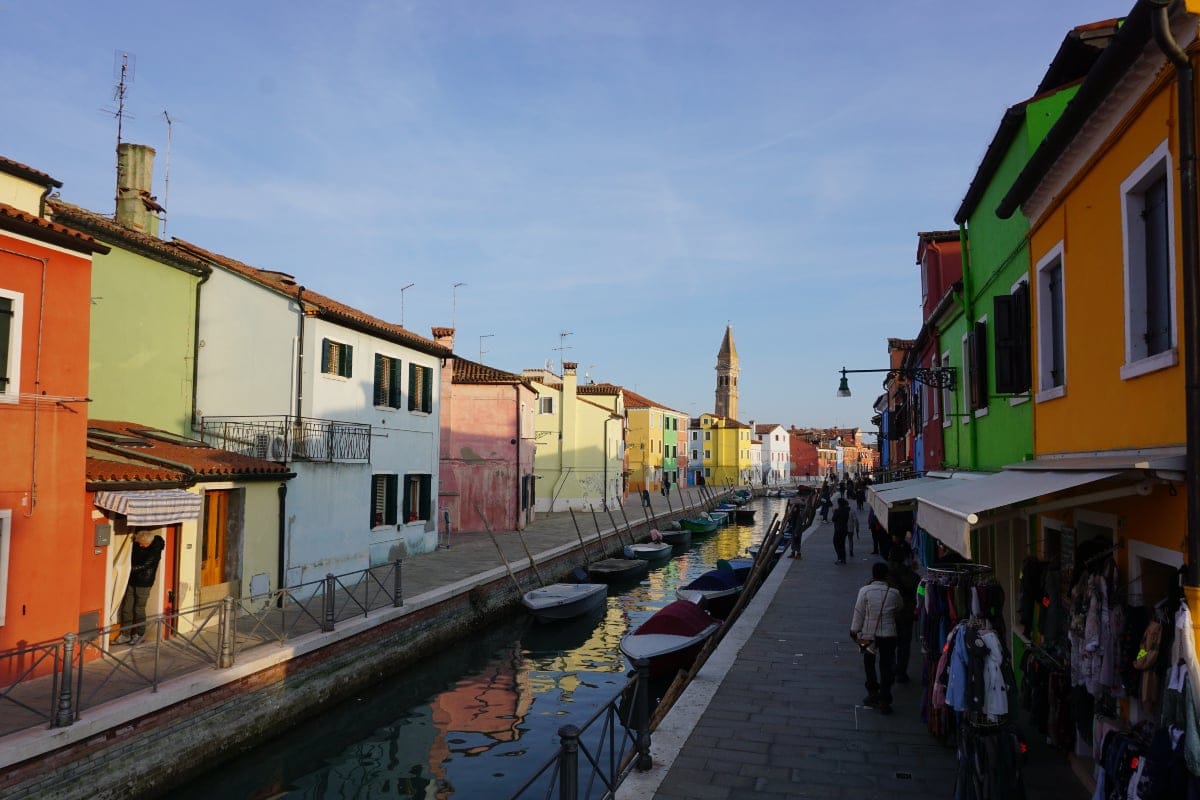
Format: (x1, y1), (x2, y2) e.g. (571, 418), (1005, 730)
(162, 110), (174, 236)
(106, 51), (136, 208)
(554, 331), (573, 374)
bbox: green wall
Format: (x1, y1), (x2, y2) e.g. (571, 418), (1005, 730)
(90, 247), (201, 434)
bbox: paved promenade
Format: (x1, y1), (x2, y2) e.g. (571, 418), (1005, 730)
(619, 506), (1091, 800)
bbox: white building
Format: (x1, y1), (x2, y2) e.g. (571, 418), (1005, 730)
(182, 240), (448, 586)
(753, 423), (792, 486)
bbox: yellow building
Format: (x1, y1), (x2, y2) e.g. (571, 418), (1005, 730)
(524, 363), (624, 512)
(617, 388), (685, 494)
(690, 414), (753, 488)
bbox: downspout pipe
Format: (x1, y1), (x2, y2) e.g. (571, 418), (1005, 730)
(190, 268), (211, 431)
(278, 483), (287, 592)
(294, 286), (306, 421)
(1149, 0), (1200, 587)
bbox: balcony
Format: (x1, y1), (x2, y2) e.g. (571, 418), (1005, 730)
(199, 415), (372, 464)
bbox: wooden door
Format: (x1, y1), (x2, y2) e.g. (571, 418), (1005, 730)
(202, 490), (229, 587)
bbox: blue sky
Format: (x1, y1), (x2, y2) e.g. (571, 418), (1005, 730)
(2, 0), (1135, 438)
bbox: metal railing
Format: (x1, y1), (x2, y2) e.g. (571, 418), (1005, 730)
(0, 561), (402, 740)
(509, 661), (653, 800)
(198, 414), (372, 463)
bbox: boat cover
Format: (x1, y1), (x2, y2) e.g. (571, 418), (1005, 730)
(636, 599), (715, 637)
(684, 570), (742, 591)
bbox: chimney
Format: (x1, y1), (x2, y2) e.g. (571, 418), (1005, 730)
(431, 327), (455, 351)
(115, 143), (163, 236)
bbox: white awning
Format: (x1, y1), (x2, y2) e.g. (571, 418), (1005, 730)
(95, 489), (202, 527)
(866, 474), (985, 521)
(915, 470), (1123, 558)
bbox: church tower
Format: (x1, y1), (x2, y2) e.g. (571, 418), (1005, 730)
(714, 325), (739, 419)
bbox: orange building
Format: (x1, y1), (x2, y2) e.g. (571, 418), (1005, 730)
(0, 157), (108, 659)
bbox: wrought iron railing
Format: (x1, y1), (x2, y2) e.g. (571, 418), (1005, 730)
(509, 662), (653, 800)
(198, 415), (372, 463)
(0, 561), (402, 740)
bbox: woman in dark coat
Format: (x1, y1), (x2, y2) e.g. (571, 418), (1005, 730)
(832, 498), (851, 564)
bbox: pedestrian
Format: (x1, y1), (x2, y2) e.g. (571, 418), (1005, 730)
(847, 502), (860, 558)
(641, 488), (651, 508)
(850, 562), (902, 714)
(868, 509), (890, 556)
(116, 530), (165, 645)
(819, 486), (832, 522)
(854, 479), (866, 511)
(832, 497), (850, 564)
(886, 544), (921, 684)
(786, 500), (806, 559)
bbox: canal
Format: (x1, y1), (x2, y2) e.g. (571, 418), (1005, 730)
(174, 497), (788, 799)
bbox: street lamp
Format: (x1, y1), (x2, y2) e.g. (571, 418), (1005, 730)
(400, 283), (414, 327)
(835, 366), (957, 398)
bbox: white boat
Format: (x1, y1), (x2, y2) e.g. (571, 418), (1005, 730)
(624, 542), (673, 561)
(619, 600), (721, 678)
(522, 582), (608, 623)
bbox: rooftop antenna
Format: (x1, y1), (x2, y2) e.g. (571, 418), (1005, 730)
(451, 281), (466, 329)
(479, 333), (494, 362)
(555, 331), (573, 374)
(106, 51), (136, 212)
(161, 110), (173, 236)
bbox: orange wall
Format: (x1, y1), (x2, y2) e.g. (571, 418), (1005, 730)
(1029, 84), (1185, 455)
(0, 237), (92, 651)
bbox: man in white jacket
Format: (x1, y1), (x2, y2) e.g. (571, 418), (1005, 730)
(850, 562), (903, 714)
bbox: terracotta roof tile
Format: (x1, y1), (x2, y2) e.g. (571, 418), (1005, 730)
(172, 239), (449, 358)
(453, 357), (527, 385)
(48, 200), (209, 276)
(87, 420), (293, 482)
(577, 383), (621, 396)
(86, 455), (185, 485)
(0, 156), (61, 188)
(0, 202), (110, 255)
(617, 387), (686, 416)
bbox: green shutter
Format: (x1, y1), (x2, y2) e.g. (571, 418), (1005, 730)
(374, 354), (385, 405)
(402, 475), (412, 522)
(419, 475), (432, 520)
(386, 475), (398, 525)
(390, 358), (403, 407)
(421, 367), (432, 412)
(341, 344), (353, 378)
(408, 363), (418, 411)
(321, 339), (331, 374)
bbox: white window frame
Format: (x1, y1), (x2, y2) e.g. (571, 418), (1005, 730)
(1035, 242), (1067, 402)
(0, 510), (11, 625)
(538, 396), (555, 415)
(1120, 139), (1178, 380)
(0, 289), (23, 405)
(1009, 277), (1031, 406)
(941, 351), (952, 429)
(960, 333), (971, 425)
(973, 314), (990, 419)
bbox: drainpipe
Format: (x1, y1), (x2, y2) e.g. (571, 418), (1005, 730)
(278, 482), (288, 591)
(1150, 0), (1200, 593)
(190, 268), (211, 431)
(954, 227), (979, 470)
(603, 415), (619, 510)
(294, 286), (306, 421)
(515, 383), (522, 528)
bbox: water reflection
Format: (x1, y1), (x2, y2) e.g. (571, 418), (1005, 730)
(176, 498), (788, 799)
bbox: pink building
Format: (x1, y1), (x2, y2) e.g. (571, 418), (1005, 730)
(435, 328), (538, 534)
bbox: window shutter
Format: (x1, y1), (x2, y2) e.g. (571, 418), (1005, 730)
(1013, 282), (1031, 392)
(419, 475), (431, 520)
(386, 476), (398, 525)
(342, 345), (353, 378)
(993, 294), (1017, 394)
(422, 367), (432, 411)
(408, 363), (418, 411)
(402, 476), (412, 523)
(390, 359), (402, 407)
(374, 354), (386, 406)
(974, 320), (988, 409)
(321, 339), (332, 373)
(0, 298), (11, 391)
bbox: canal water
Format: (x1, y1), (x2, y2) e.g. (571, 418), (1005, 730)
(175, 497), (789, 800)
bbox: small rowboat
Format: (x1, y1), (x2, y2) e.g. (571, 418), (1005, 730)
(677, 569), (743, 619)
(734, 508), (757, 524)
(522, 582), (608, 623)
(624, 542), (673, 562)
(658, 529), (692, 547)
(620, 600), (720, 679)
(587, 557), (650, 584)
(679, 516), (719, 534)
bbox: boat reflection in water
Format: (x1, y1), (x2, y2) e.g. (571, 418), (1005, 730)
(173, 498), (789, 799)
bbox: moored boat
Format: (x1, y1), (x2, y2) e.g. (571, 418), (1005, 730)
(734, 507), (756, 524)
(624, 542), (672, 562)
(679, 516), (719, 534)
(522, 582), (608, 623)
(658, 529), (692, 547)
(620, 600), (720, 679)
(676, 569), (743, 619)
(587, 557), (650, 584)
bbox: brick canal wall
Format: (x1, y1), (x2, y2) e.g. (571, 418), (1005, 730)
(0, 540), (606, 800)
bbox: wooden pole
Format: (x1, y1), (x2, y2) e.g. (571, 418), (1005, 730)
(568, 508), (594, 564)
(514, 527), (546, 587)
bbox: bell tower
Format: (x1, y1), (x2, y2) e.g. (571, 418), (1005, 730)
(714, 325), (739, 419)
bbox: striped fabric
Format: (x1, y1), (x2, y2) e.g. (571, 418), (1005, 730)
(94, 489), (203, 527)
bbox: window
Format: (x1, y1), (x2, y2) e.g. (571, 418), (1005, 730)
(993, 282), (1031, 394)
(408, 363), (433, 413)
(371, 475), (398, 527)
(692, 449), (699, 460)
(374, 354), (402, 408)
(1036, 245), (1067, 401)
(969, 318), (988, 416)
(538, 396), (555, 415)
(704, 449), (711, 459)
(321, 338), (353, 378)
(0, 510), (9, 625)
(0, 290), (22, 403)
(1122, 141), (1177, 378)
(704, 468), (711, 478)
(403, 474), (432, 523)
(704, 431), (711, 441)
(940, 352), (952, 428)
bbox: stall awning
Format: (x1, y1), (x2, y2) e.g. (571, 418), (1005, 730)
(95, 489), (203, 527)
(866, 474), (985, 521)
(915, 470), (1124, 558)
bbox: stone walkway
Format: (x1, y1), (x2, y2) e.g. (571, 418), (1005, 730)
(618, 505), (1091, 800)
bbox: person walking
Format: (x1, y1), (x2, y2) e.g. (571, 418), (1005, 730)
(116, 530), (165, 645)
(886, 544), (921, 683)
(847, 502), (860, 558)
(850, 562), (903, 714)
(819, 485), (833, 523)
(831, 497), (851, 564)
